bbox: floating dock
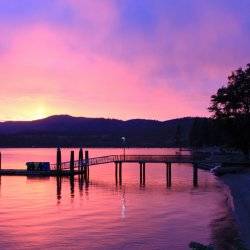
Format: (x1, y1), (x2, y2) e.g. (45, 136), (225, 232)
(0, 169), (83, 176)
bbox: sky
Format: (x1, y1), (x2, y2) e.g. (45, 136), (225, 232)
(0, 0), (249, 121)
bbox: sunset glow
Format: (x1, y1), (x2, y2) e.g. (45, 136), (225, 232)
(0, 0), (249, 121)
(28, 104), (50, 121)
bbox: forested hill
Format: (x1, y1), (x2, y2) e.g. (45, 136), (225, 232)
(0, 115), (197, 147)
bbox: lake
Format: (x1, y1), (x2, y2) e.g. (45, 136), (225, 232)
(0, 148), (239, 249)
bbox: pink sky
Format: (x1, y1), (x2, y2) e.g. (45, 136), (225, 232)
(0, 0), (249, 121)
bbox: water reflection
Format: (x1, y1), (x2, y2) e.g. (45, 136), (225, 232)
(0, 148), (239, 249)
(54, 164), (202, 203)
(166, 163), (172, 188)
(121, 187), (126, 219)
(0, 171), (237, 249)
(119, 162), (122, 185)
(26, 176), (50, 181)
(60, 165), (203, 203)
(139, 163), (146, 187)
(70, 175), (74, 198)
(56, 177), (62, 202)
(193, 165), (199, 187)
(51, 170), (240, 249)
(78, 174), (84, 196)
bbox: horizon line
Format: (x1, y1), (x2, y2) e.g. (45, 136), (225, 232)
(0, 114), (209, 123)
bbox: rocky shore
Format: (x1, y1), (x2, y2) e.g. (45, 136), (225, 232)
(193, 147), (250, 249)
(221, 170), (250, 250)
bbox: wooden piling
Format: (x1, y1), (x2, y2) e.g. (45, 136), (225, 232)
(139, 163), (143, 184)
(166, 163), (168, 182)
(56, 148), (61, 173)
(79, 148), (83, 173)
(169, 163), (171, 185)
(70, 150), (75, 175)
(85, 150), (89, 180)
(85, 150), (89, 164)
(119, 162), (122, 184)
(142, 163), (146, 185)
(115, 162), (118, 184)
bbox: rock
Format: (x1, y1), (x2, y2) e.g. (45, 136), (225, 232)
(189, 241), (214, 250)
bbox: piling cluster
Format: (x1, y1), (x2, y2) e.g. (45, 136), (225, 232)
(56, 148), (89, 178)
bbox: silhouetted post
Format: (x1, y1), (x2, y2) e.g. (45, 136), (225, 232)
(193, 164), (198, 187)
(115, 162), (118, 184)
(56, 148), (61, 173)
(169, 163), (172, 185)
(85, 150), (89, 179)
(143, 163), (146, 185)
(70, 151), (75, 175)
(79, 148), (83, 173)
(119, 162), (122, 185)
(139, 162), (143, 185)
(85, 150), (89, 164)
(0, 152), (1, 184)
(166, 163), (167, 182)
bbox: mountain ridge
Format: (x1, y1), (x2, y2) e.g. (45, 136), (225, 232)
(0, 115), (204, 147)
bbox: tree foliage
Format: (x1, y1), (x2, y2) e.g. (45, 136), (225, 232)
(174, 125), (181, 147)
(208, 64), (250, 156)
(189, 118), (224, 147)
(209, 64), (250, 118)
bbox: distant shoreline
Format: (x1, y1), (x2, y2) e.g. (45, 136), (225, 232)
(0, 146), (188, 149)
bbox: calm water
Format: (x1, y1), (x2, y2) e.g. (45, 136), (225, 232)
(0, 148), (237, 249)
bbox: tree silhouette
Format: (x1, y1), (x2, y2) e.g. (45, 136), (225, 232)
(175, 125), (181, 148)
(209, 64), (250, 157)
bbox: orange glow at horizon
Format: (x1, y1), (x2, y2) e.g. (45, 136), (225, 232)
(6, 101), (54, 121)
(28, 104), (49, 120)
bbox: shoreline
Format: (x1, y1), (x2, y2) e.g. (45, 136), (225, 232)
(221, 170), (250, 249)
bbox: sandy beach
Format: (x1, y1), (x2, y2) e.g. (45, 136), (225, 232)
(221, 170), (250, 249)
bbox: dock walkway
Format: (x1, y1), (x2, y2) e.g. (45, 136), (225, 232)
(0, 153), (248, 177)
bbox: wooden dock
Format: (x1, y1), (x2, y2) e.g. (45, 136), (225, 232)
(0, 149), (248, 180)
(0, 154), (197, 176)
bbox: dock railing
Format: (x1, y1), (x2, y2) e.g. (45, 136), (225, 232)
(51, 154), (201, 170)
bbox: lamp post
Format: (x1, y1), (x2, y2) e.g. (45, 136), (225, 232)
(121, 137), (126, 160)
